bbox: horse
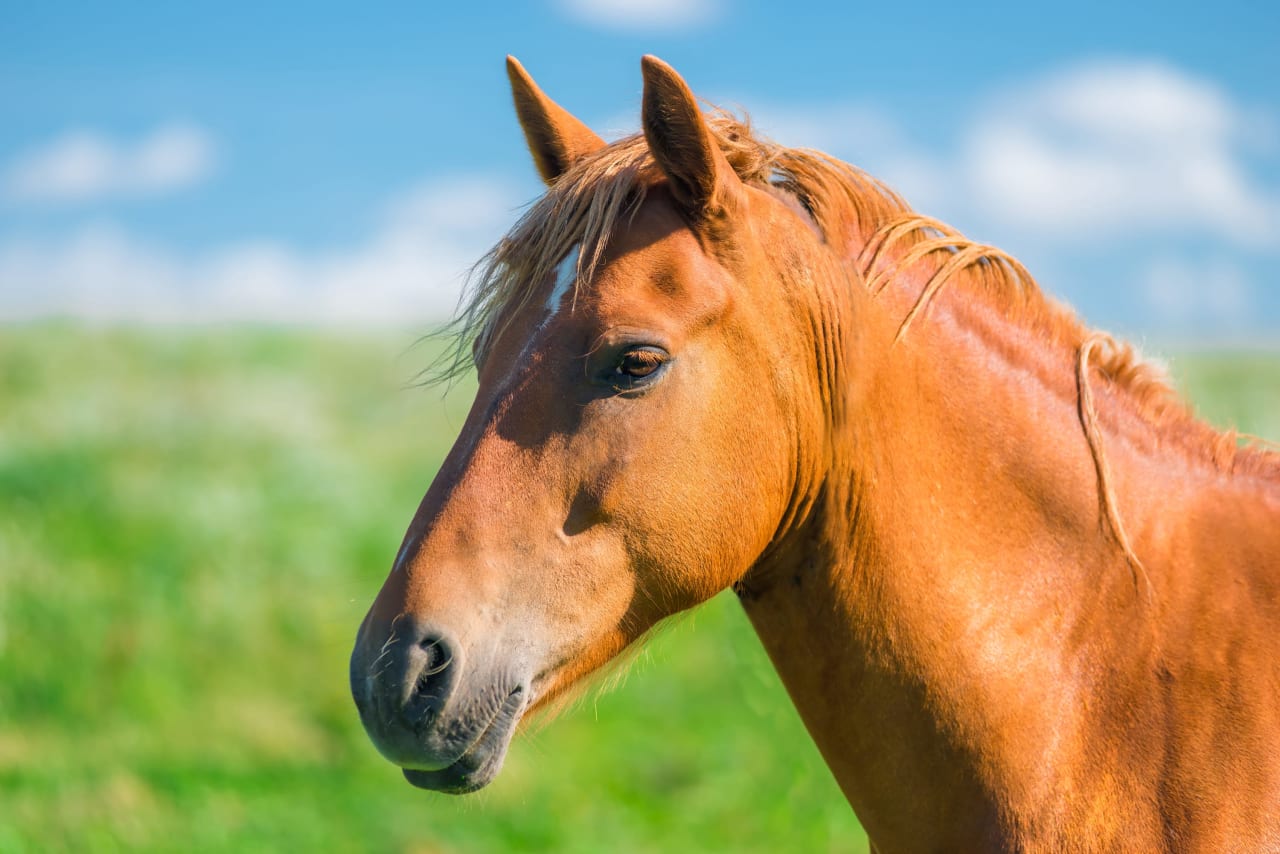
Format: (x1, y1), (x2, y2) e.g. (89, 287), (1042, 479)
(350, 56), (1280, 852)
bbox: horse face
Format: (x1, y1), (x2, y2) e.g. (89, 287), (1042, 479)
(350, 57), (814, 793)
(350, 190), (805, 793)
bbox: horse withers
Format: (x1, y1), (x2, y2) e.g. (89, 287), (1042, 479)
(351, 56), (1280, 851)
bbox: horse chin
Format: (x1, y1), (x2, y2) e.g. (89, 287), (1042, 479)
(402, 685), (527, 794)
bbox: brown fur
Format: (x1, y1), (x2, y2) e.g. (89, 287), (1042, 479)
(354, 56), (1280, 851)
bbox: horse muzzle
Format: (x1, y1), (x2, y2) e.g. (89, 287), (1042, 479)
(350, 615), (529, 793)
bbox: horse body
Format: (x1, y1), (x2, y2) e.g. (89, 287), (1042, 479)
(351, 56), (1280, 851)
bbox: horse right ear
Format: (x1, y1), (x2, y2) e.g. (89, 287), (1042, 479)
(640, 55), (744, 222)
(507, 56), (606, 185)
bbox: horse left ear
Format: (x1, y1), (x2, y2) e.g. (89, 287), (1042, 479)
(641, 55), (744, 222)
(507, 56), (606, 185)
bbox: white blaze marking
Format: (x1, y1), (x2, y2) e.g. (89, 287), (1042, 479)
(390, 249), (582, 579)
(498, 244), (580, 394)
(544, 245), (580, 317)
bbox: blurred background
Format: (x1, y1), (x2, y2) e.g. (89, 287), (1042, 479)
(1, 2), (1278, 851)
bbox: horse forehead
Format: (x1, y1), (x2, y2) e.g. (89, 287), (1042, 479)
(589, 230), (722, 320)
(593, 202), (719, 291)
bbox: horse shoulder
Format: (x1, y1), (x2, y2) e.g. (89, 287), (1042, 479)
(1143, 479), (1280, 846)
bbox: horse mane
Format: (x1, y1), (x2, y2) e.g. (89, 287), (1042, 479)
(434, 111), (1280, 482)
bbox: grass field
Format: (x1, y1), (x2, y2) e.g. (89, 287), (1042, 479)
(1, 325), (1277, 852)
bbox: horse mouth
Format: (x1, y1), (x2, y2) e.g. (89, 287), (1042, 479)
(402, 685), (527, 794)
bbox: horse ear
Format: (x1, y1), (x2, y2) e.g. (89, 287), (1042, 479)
(641, 55), (743, 220)
(507, 56), (606, 185)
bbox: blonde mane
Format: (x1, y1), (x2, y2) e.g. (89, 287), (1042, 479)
(434, 112), (1279, 483)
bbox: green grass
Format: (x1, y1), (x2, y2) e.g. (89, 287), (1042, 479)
(0, 325), (1276, 852)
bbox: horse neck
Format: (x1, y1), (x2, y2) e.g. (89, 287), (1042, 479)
(736, 263), (1275, 848)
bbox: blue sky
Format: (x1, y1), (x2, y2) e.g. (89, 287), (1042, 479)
(2, 1), (1278, 341)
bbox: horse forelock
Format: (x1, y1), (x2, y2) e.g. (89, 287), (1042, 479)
(427, 108), (1280, 480)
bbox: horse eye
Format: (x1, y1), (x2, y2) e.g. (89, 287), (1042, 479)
(614, 347), (667, 380)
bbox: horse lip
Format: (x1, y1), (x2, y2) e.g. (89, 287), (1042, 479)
(403, 685), (527, 793)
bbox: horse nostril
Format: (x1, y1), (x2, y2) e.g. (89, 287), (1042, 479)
(402, 633), (456, 729)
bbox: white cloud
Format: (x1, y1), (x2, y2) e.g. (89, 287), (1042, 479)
(747, 101), (950, 212)
(964, 61), (1280, 246)
(1032, 63), (1236, 143)
(0, 176), (521, 324)
(1141, 256), (1254, 325)
(735, 61), (1280, 249)
(557, 0), (720, 31)
(2, 124), (216, 204)
(749, 102), (903, 155)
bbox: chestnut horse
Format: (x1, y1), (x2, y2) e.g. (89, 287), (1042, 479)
(351, 56), (1280, 851)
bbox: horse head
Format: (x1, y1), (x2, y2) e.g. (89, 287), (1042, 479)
(349, 57), (831, 793)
